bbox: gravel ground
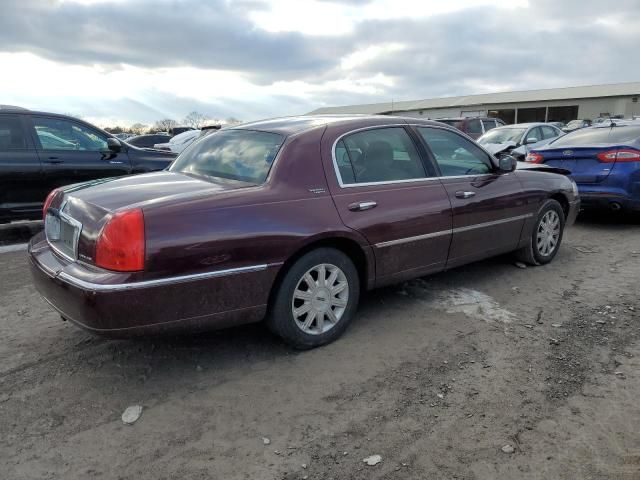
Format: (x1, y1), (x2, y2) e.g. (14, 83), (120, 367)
(1, 213), (639, 480)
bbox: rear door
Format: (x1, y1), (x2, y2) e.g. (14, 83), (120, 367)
(322, 124), (452, 285)
(415, 126), (531, 268)
(28, 115), (132, 191)
(0, 114), (44, 219)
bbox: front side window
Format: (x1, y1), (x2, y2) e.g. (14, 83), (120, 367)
(337, 127), (426, 185)
(0, 116), (27, 151)
(418, 127), (492, 177)
(525, 127), (542, 143)
(32, 117), (108, 151)
(169, 129), (284, 184)
(540, 126), (559, 139)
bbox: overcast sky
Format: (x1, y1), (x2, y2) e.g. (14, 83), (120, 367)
(2, 0), (639, 127)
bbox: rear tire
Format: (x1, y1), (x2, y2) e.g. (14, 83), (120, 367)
(515, 199), (565, 266)
(267, 248), (360, 349)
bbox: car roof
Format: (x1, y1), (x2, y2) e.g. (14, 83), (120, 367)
(231, 114), (446, 136)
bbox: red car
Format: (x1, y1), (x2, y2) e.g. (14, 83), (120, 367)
(29, 115), (579, 348)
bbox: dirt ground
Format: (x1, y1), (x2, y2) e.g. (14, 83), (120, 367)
(1, 214), (639, 480)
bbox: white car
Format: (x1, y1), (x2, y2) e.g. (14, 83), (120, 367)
(154, 129), (201, 154)
(477, 122), (564, 160)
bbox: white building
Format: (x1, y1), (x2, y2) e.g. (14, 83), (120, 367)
(309, 81), (640, 124)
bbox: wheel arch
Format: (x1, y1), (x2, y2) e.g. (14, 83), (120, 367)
(549, 192), (570, 219)
(267, 234), (373, 311)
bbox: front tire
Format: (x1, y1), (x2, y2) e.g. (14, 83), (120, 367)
(267, 248), (360, 349)
(516, 199), (565, 265)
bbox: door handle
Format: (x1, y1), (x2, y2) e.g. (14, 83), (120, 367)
(455, 191), (476, 199)
(348, 201), (377, 211)
(44, 157), (64, 164)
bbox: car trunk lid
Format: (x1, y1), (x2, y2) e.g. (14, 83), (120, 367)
(536, 145), (618, 184)
(50, 171), (253, 265)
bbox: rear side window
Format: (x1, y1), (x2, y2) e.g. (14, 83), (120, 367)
(551, 126), (640, 146)
(337, 127), (426, 185)
(467, 119), (482, 135)
(0, 116), (28, 151)
(418, 127), (492, 177)
(169, 129), (284, 184)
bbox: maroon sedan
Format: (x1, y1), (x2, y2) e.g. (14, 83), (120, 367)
(29, 115), (579, 348)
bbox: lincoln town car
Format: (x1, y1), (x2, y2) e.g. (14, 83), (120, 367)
(29, 115), (580, 348)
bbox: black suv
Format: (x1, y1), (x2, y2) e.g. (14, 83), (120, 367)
(0, 107), (177, 223)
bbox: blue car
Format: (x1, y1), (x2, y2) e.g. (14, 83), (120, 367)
(526, 122), (640, 213)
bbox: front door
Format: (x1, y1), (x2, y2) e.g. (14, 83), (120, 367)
(0, 114), (44, 220)
(28, 116), (131, 192)
(415, 126), (530, 268)
(322, 125), (452, 286)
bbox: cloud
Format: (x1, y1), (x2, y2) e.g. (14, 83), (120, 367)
(1, 0), (639, 124)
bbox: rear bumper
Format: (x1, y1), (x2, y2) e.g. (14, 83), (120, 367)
(28, 232), (277, 336)
(578, 191), (640, 212)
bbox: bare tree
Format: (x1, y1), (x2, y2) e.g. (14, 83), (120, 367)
(129, 123), (148, 135)
(153, 118), (178, 132)
(183, 111), (209, 129)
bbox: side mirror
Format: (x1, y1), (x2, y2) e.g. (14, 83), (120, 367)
(525, 137), (539, 145)
(106, 137), (122, 153)
(498, 155), (517, 173)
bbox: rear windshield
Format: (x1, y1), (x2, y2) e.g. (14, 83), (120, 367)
(551, 126), (640, 146)
(169, 129), (285, 184)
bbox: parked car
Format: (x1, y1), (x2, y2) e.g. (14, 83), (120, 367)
(126, 133), (171, 149)
(169, 126), (194, 136)
(562, 119), (592, 133)
(526, 122), (640, 213)
(434, 117), (505, 139)
(153, 129), (202, 153)
(30, 115), (579, 348)
(477, 123), (564, 160)
(547, 121), (565, 129)
(114, 133), (134, 141)
(0, 108), (177, 223)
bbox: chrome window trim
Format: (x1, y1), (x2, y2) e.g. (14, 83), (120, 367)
(56, 263), (278, 292)
(374, 213), (533, 248)
(331, 123), (501, 189)
(331, 124), (433, 188)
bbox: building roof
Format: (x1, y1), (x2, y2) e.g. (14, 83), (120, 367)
(308, 81), (640, 115)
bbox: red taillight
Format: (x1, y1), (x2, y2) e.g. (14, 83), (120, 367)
(42, 189), (59, 220)
(95, 209), (145, 272)
(526, 152), (544, 164)
(596, 148), (640, 163)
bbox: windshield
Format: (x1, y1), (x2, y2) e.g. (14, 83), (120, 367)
(566, 120), (582, 128)
(478, 128), (526, 144)
(169, 129), (285, 184)
(550, 126), (640, 146)
(171, 130), (200, 144)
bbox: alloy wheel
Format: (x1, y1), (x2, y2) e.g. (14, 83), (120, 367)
(536, 210), (561, 257)
(291, 263), (349, 335)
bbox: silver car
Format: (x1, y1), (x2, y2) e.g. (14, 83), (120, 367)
(477, 122), (564, 160)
